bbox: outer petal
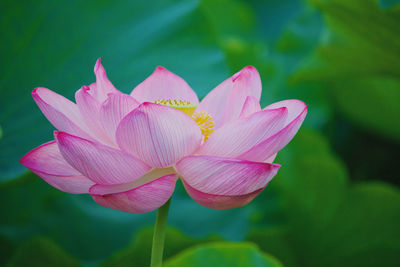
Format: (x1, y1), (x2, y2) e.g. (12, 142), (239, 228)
(75, 86), (114, 145)
(183, 181), (265, 209)
(264, 99), (307, 127)
(116, 102), (202, 168)
(91, 174), (177, 213)
(239, 100), (308, 162)
(130, 66), (199, 104)
(99, 93), (140, 142)
(196, 66), (261, 128)
(196, 107), (287, 158)
(89, 167), (176, 195)
(176, 155), (280, 195)
(30, 171), (94, 194)
(55, 131), (151, 185)
(265, 153), (277, 163)
(89, 82), (97, 91)
(240, 96), (261, 118)
(32, 87), (91, 139)
(20, 141), (94, 194)
(92, 58), (120, 102)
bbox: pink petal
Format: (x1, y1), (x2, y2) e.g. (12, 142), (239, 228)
(89, 82), (97, 91)
(264, 99), (307, 127)
(92, 58), (120, 102)
(89, 167), (176, 195)
(240, 96), (261, 118)
(31, 170), (94, 194)
(91, 174), (177, 213)
(239, 100), (308, 162)
(20, 141), (79, 175)
(265, 153), (277, 163)
(196, 66), (261, 128)
(196, 107), (287, 158)
(99, 93), (140, 142)
(32, 87), (91, 139)
(20, 141), (94, 194)
(116, 102), (202, 168)
(130, 66), (199, 104)
(75, 86), (114, 145)
(183, 181), (265, 209)
(55, 131), (151, 185)
(176, 155), (280, 195)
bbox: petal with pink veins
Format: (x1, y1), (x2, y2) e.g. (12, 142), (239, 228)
(20, 141), (94, 194)
(116, 102), (202, 168)
(183, 181), (265, 209)
(264, 99), (307, 127)
(92, 58), (120, 102)
(32, 87), (91, 139)
(55, 131), (151, 185)
(130, 66), (199, 104)
(240, 96), (261, 118)
(176, 155), (280, 196)
(196, 66), (261, 128)
(100, 93), (140, 142)
(265, 153), (277, 163)
(75, 86), (114, 145)
(31, 171), (95, 194)
(196, 107), (287, 158)
(91, 174), (177, 213)
(89, 167), (176, 195)
(239, 100), (308, 162)
(88, 82), (97, 91)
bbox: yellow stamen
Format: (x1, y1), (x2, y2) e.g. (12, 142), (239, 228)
(154, 99), (197, 116)
(154, 99), (215, 141)
(192, 111), (215, 141)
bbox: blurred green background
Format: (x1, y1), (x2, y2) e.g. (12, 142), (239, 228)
(1, 0), (399, 266)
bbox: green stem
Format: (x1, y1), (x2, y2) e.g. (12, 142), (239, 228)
(150, 198), (171, 267)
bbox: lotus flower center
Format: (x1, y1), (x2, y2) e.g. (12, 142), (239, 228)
(154, 99), (215, 141)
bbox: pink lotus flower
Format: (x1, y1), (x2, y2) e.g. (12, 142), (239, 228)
(20, 59), (307, 213)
